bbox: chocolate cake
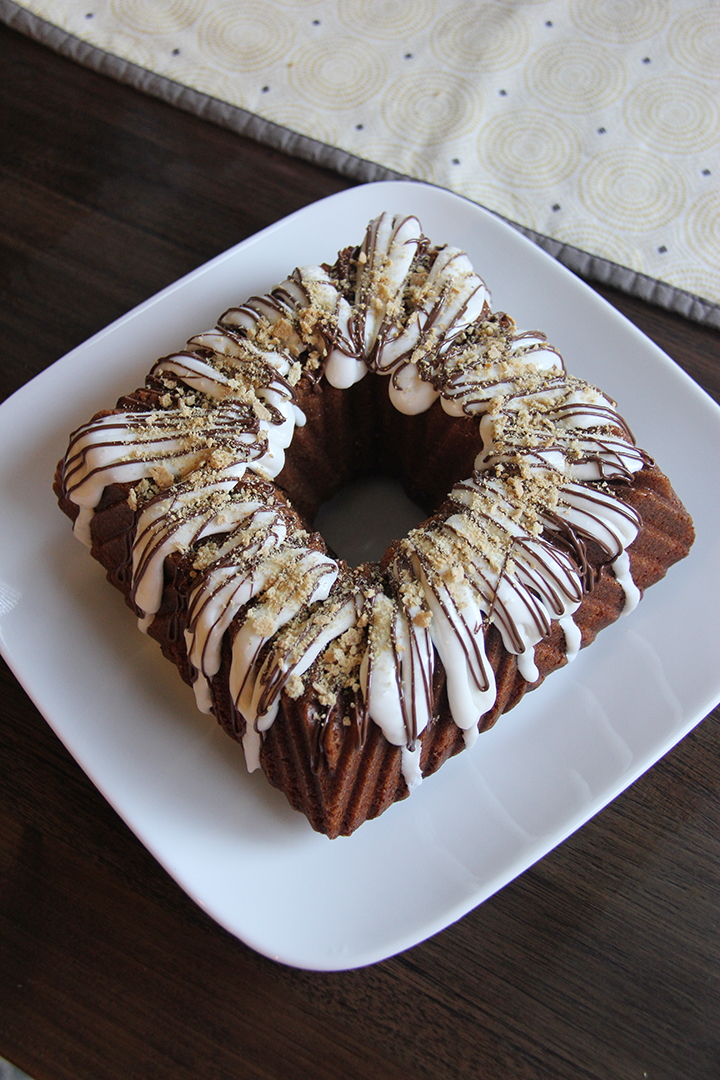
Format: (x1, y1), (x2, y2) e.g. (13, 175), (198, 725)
(54, 213), (695, 837)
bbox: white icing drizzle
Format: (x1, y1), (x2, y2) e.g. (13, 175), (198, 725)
(401, 744), (423, 792)
(63, 327), (305, 546)
(610, 550), (641, 613)
(219, 212), (491, 416)
(370, 244), (490, 377)
(228, 548), (338, 723)
(62, 403), (255, 547)
(132, 478), (259, 627)
(559, 613), (582, 663)
(414, 554), (497, 734)
(183, 502), (288, 699)
(220, 266), (366, 390)
(359, 588), (435, 754)
(59, 212), (654, 795)
(353, 213), (425, 356)
(404, 476), (585, 711)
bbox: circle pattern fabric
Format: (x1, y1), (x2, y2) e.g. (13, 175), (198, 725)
(669, 5), (720, 80)
(19, 0), (720, 310)
(524, 41), (626, 114)
(381, 72), (482, 145)
(578, 149), (686, 233)
(569, 0), (671, 44)
(480, 110), (582, 190)
(338, 0), (436, 41)
(430, 4), (531, 73)
(288, 37), (387, 108)
(109, 0), (205, 35)
(623, 76), (719, 155)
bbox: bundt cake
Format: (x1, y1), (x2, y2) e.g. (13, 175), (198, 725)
(54, 212), (695, 837)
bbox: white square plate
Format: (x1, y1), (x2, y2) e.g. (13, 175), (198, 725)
(1, 181), (719, 971)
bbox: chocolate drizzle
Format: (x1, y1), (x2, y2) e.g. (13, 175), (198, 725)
(57, 210), (662, 794)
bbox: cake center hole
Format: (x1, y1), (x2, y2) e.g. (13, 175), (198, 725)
(314, 476), (426, 567)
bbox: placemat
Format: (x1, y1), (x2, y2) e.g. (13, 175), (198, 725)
(2, 0), (718, 327)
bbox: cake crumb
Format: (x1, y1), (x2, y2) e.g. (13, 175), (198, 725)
(285, 674), (304, 699)
(149, 463), (174, 490)
(288, 362), (302, 386)
(312, 681), (337, 708)
(249, 608), (276, 637)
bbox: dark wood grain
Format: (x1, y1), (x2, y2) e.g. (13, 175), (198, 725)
(1, 21), (719, 1080)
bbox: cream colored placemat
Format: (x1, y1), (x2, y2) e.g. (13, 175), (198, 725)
(3, 0), (718, 327)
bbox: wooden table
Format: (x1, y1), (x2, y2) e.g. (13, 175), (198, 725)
(1, 22), (718, 1080)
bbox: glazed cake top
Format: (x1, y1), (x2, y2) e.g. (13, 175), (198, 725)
(59, 212), (650, 791)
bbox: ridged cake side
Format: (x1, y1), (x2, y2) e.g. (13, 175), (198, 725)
(54, 394), (694, 838)
(54, 212), (695, 837)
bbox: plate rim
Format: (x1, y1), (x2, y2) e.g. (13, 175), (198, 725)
(1, 178), (720, 971)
